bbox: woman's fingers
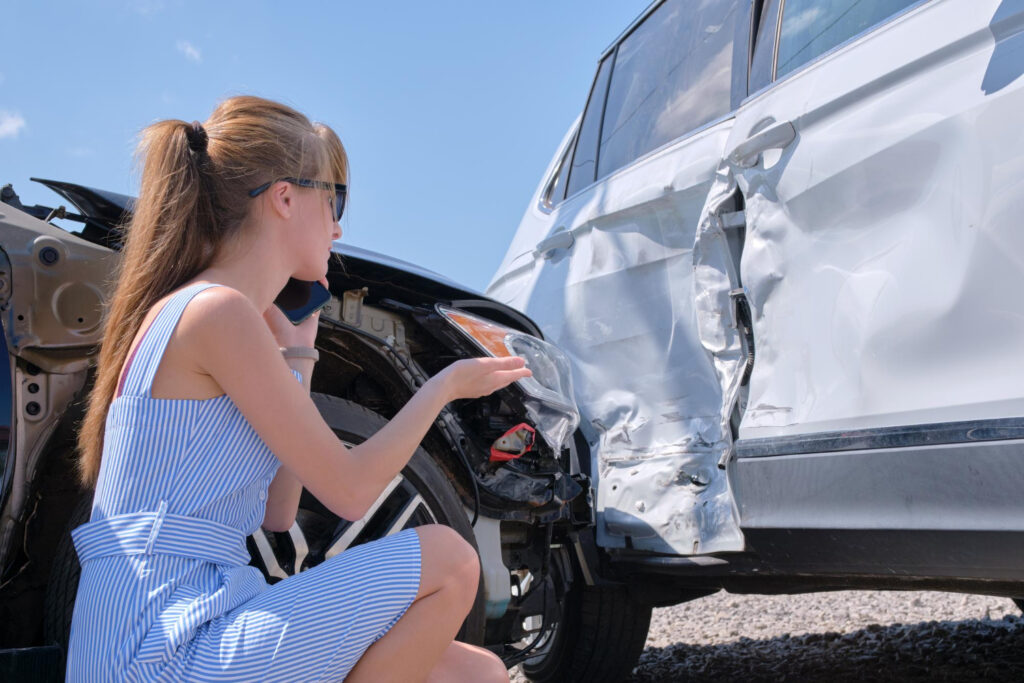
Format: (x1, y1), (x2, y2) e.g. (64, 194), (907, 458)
(493, 367), (532, 383)
(486, 356), (527, 371)
(487, 372), (530, 394)
(482, 360), (532, 393)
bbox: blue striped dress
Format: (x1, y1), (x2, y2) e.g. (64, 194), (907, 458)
(66, 282), (422, 682)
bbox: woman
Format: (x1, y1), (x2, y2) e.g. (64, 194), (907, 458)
(68, 95), (528, 681)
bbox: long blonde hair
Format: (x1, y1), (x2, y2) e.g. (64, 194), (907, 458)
(76, 95), (349, 488)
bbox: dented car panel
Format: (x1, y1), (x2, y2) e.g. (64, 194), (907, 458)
(722, 0), (1024, 552)
(0, 196), (119, 568)
(0, 198), (117, 365)
(730, 0), (1024, 440)
(488, 115), (744, 555)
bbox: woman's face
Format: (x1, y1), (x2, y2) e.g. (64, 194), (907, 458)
(291, 181), (342, 278)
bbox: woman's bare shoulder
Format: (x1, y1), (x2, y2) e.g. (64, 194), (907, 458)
(177, 284), (264, 351)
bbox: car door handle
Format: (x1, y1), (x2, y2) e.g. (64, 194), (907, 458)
(535, 228), (575, 257)
(727, 120), (796, 168)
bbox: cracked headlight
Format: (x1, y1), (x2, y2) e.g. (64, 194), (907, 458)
(437, 305), (580, 452)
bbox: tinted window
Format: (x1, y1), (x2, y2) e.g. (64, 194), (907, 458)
(597, 0), (740, 179)
(776, 0), (923, 79)
(542, 130), (576, 208)
(565, 56), (613, 198)
(748, 0), (781, 93)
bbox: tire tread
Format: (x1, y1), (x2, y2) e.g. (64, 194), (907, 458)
(523, 577), (652, 682)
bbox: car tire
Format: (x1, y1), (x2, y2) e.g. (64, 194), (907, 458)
(43, 393), (487, 672)
(521, 550), (652, 683)
(43, 491), (91, 668)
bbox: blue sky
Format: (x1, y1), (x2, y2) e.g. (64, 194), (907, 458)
(1, 1), (651, 293)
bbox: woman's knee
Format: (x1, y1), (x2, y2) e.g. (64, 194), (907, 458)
(430, 642), (509, 683)
(415, 524), (480, 597)
(481, 647), (510, 682)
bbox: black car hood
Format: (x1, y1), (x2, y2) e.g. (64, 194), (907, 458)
(331, 242), (482, 297)
(31, 177), (135, 229)
(29, 178), (540, 335)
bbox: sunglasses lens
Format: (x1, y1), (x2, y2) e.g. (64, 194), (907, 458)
(334, 189), (346, 222)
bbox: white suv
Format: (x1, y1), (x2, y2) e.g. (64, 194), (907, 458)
(489, 0), (1024, 679)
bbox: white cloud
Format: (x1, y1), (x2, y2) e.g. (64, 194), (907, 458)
(176, 40), (202, 64)
(784, 7), (823, 36)
(0, 111), (26, 140)
(128, 0), (164, 15)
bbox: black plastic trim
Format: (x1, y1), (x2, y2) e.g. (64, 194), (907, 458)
(735, 416), (1024, 458)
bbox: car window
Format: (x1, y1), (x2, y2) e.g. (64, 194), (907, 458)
(542, 129), (576, 209)
(775, 0), (924, 80)
(565, 55), (614, 198)
(596, 0), (741, 180)
(748, 0), (781, 94)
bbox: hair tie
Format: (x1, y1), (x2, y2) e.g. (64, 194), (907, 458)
(185, 120), (208, 154)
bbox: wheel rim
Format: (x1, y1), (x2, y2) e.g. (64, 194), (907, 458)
(248, 437), (440, 580)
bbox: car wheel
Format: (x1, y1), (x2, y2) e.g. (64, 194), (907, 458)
(43, 393), (487, 671)
(519, 547), (652, 683)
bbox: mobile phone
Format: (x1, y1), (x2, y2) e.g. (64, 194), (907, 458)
(273, 278), (332, 325)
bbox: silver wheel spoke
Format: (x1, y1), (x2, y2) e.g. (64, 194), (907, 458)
(384, 493), (433, 537)
(287, 521), (308, 572)
(324, 473), (404, 559)
(419, 497), (439, 524)
(251, 529), (288, 579)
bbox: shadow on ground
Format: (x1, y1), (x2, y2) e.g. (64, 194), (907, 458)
(627, 616), (1024, 682)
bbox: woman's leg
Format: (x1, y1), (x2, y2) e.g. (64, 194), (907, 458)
(168, 524), (423, 681)
(346, 524), (504, 682)
(425, 641), (509, 683)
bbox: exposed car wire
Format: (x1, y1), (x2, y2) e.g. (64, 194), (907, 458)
(501, 521), (558, 668)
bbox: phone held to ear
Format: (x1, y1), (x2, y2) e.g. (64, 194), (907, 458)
(273, 278), (332, 325)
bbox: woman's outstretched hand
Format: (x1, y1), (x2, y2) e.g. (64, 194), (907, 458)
(437, 356), (533, 402)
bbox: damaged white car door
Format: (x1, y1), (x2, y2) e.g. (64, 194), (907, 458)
(711, 0), (1024, 542)
(488, 0), (748, 555)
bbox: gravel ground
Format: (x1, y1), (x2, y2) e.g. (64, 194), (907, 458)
(510, 590), (1024, 682)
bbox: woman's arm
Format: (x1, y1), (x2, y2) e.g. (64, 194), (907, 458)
(261, 356), (314, 532)
(344, 372), (454, 518)
(262, 466), (302, 532)
(188, 287), (530, 523)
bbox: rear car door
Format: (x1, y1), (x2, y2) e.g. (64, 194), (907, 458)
(720, 0), (1024, 573)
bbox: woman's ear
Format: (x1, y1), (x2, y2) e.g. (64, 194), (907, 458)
(267, 181), (294, 221)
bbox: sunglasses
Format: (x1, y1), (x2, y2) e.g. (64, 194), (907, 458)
(248, 177), (347, 222)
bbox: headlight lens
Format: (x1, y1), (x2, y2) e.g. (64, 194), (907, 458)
(437, 305), (580, 452)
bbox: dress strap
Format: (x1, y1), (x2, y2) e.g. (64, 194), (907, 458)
(120, 282), (226, 398)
